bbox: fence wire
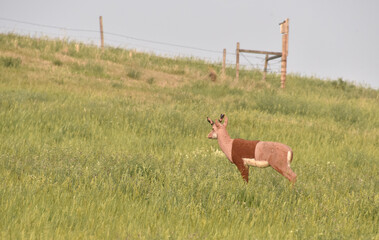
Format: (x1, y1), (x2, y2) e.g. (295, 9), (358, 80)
(0, 17), (282, 74)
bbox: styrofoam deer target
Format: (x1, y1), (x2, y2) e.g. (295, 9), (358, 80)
(207, 114), (297, 183)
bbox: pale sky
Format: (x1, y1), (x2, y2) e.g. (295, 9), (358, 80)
(1, 0), (378, 89)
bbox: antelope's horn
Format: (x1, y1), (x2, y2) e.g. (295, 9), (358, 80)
(207, 117), (214, 125)
(219, 114), (225, 123)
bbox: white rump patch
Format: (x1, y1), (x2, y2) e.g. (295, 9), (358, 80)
(242, 158), (270, 168)
(287, 151), (292, 167)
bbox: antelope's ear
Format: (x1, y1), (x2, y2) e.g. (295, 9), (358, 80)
(214, 120), (221, 127)
(223, 115), (228, 127)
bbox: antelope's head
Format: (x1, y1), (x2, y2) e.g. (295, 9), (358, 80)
(207, 114), (228, 139)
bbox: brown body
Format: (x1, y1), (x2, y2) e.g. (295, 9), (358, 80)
(232, 139), (260, 182)
(207, 115), (297, 183)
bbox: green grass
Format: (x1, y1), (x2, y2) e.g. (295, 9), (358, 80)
(0, 33), (378, 239)
(127, 69), (142, 80)
(1, 56), (22, 68)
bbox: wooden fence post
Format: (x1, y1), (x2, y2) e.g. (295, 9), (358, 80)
(236, 42), (240, 81)
(263, 54), (268, 81)
(222, 48), (226, 78)
(99, 16), (104, 50)
(280, 18), (289, 88)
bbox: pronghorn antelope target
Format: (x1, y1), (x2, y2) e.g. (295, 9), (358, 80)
(207, 114), (297, 183)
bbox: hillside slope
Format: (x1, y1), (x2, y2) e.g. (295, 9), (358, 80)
(0, 34), (378, 239)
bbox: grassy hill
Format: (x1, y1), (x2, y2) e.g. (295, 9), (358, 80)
(0, 33), (378, 239)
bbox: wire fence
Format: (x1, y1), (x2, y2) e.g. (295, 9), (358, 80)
(0, 17), (281, 74)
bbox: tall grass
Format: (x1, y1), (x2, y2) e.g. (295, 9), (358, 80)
(0, 33), (378, 239)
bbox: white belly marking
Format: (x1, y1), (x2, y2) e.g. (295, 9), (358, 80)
(242, 158), (270, 168)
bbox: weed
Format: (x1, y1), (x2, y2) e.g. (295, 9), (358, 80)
(331, 78), (348, 90)
(1, 56), (21, 68)
(112, 82), (124, 89)
(147, 77), (155, 85)
(127, 69), (141, 79)
(52, 59), (63, 66)
(70, 61), (106, 78)
(330, 103), (361, 124)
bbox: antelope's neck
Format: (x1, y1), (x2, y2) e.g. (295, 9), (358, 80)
(217, 132), (234, 162)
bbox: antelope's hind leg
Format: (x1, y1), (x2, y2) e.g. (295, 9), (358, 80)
(255, 142), (297, 183)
